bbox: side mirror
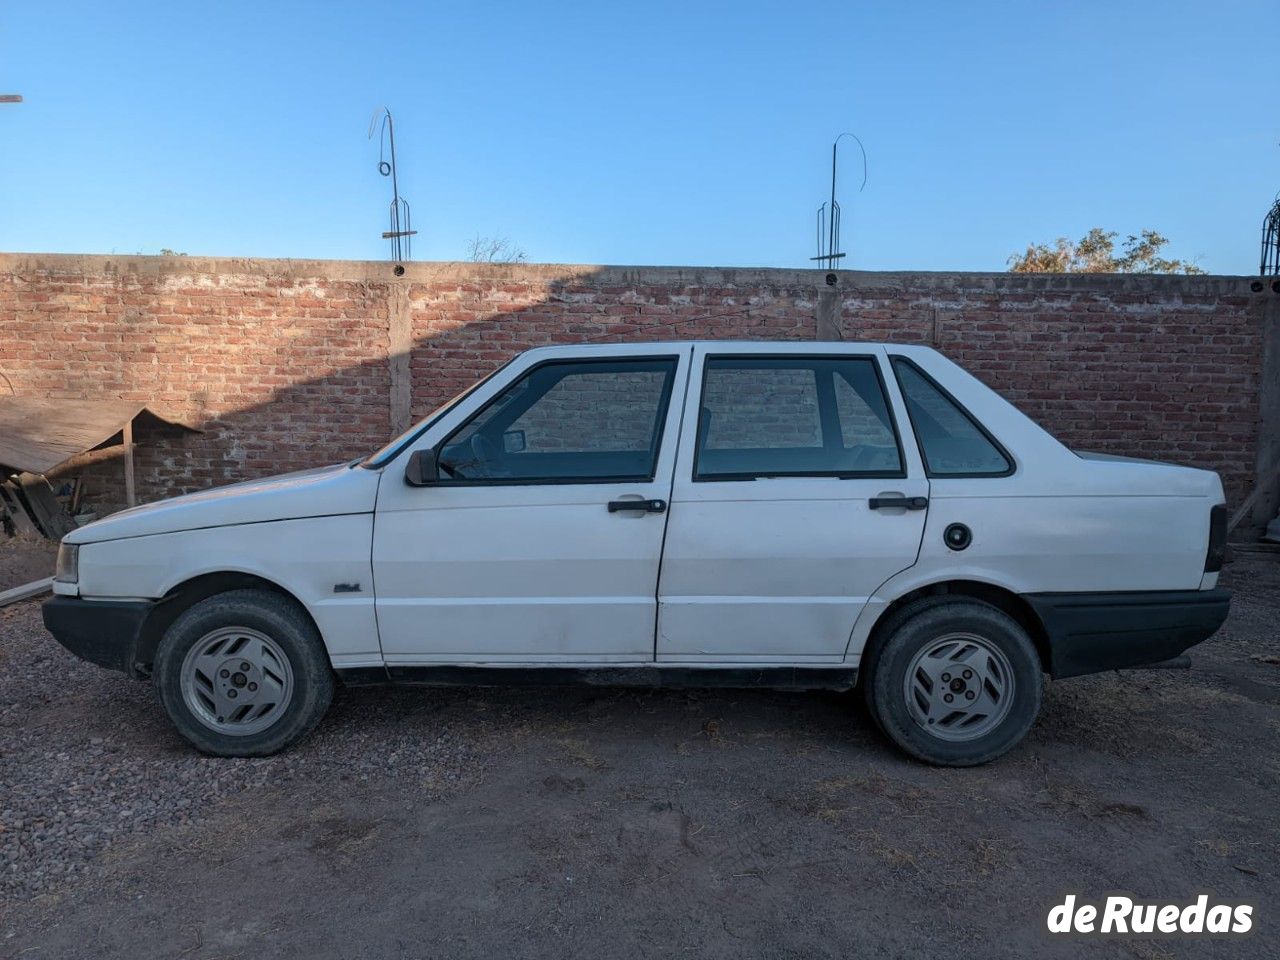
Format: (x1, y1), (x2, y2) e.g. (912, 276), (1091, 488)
(404, 449), (439, 487)
(502, 429), (526, 453)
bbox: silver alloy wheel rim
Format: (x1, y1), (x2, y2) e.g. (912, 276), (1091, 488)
(902, 632), (1015, 742)
(179, 627), (294, 737)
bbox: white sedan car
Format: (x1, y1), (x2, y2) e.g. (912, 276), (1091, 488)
(44, 341), (1230, 765)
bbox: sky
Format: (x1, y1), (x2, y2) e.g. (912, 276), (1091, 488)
(0, 1), (1276, 273)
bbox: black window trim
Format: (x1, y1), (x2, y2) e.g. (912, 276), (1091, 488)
(889, 355), (1017, 479)
(428, 354), (682, 487)
(692, 352), (909, 483)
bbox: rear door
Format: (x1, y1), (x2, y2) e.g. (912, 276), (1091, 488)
(373, 347), (689, 664)
(656, 345), (928, 662)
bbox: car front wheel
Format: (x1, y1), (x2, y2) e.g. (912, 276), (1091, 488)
(864, 598), (1043, 766)
(154, 589), (334, 757)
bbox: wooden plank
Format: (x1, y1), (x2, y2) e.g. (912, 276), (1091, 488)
(14, 472), (74, 539)
(1229, 454), (1280, 533)
(1247, 297), (1280, 534)
(46, 443), (127, 476)
(0, 481), (39, 537)
(123, 419), (136, 508)
(0, 399), (198, 475)
(0, 399), (142, 474)
(1231, 542), (1280, 555)
(0, 577), (53, 607)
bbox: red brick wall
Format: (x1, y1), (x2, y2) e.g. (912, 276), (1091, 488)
(837, 276), (1265, 504)
(0, 255), (1267, 511)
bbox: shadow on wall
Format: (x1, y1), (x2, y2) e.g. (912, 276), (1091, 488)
(4, 255), (1265, 516)
(65, 261), (826, 510)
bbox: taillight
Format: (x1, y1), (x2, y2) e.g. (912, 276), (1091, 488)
(1205, 504), (1227, 573)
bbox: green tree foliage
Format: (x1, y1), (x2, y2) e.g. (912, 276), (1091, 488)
(1008, 228), (1204, 274)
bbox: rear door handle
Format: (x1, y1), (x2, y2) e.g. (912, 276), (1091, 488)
(869, 496), (929, 510)
(608, 498), (667, 514)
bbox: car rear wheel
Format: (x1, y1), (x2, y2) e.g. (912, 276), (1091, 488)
(863, 598), (1043, 766)
(154, 589), (334, 757)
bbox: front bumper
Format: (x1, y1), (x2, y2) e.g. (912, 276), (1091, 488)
(42, 596), (155, 678)
(1025, 588), (1231, 679)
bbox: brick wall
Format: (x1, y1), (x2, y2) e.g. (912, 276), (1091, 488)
(0, 254), (1270, 516)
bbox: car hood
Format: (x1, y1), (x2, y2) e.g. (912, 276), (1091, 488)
(65, 462), (381, 545)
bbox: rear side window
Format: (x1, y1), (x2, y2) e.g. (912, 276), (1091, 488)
(891, 359), (1012, 477)
(695, 356), (903, 479)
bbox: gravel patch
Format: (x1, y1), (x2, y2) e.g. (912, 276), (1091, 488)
(1, 559), (1277, 959)
(0, 599), (500, 905)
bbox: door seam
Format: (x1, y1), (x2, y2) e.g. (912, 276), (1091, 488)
(368, 468), (389, 667)
(841, 476), (931, 659)
(652, 345), (696, 662)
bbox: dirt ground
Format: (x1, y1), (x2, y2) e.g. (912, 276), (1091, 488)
(0, 536), (56, 592)
(2, 557), (1277, 960)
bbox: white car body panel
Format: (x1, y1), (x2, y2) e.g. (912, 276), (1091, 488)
(73, 515), (381, 665)
(655, 481), (928, 662)
(657, 344), (929, 662)
(56, 341), (1225, 673)
(845, 491), (1216, 663)
(372, 344), (690, 664)
(62, 460), (383, 665)
(66, 463), (379, 545)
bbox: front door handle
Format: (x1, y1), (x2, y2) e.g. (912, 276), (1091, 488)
(869, 496), (929, 510)
(608, 498), (667, 514)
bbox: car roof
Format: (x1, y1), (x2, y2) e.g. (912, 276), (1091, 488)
(521, 340), (937, 355)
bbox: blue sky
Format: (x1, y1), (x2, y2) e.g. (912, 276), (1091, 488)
(1, 1), (1275, 273)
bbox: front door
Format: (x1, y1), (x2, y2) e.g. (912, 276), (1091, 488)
(657, 347), (928, 662)
(374, 350), (689, 664)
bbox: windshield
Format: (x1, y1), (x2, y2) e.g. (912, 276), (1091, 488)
(360, 357), (517, 469)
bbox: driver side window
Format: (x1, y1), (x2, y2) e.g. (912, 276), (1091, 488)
(436, 357), (678, 483)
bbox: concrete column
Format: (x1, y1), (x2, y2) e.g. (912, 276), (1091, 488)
(1250, 296), (1280, 533)
(816, 289), (842, 341)
(931, 310), (958, 350)
(388, 283), (412, 436)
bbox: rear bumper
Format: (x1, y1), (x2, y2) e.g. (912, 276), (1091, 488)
(1025, 588), (1231, 679)
(42, 596), (154, 678)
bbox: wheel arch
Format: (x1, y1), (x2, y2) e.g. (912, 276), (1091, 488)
(135, 571), (321, 675)
(858, 579), (1051, 679)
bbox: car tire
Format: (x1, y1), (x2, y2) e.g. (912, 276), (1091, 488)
(154, 589), (334, 757)
(863, 597), (1042, 767)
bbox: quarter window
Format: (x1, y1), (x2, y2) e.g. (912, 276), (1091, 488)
(891, 359), (1012, 476)
(695, 357), (903, 479)
(437, 358), (677, 482)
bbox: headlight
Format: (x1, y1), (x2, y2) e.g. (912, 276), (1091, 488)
(54, 543), (79, 583)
